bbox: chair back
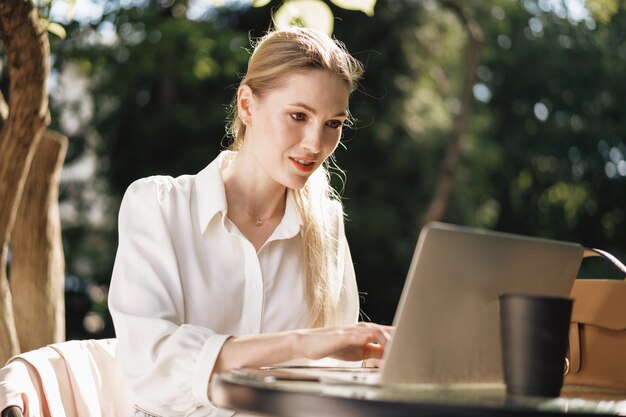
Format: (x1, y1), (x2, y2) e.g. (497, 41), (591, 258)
(0, 339), (133, 417)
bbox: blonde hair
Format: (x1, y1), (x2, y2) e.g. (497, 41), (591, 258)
(227, 27), (363, 327)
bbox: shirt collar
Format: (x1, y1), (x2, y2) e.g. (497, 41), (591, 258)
(194, 151), (303, 237)
(270, 190), (303, 241)
(195, 151), (230, 234)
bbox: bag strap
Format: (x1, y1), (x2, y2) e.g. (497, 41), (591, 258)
(582, 247), (626, 277)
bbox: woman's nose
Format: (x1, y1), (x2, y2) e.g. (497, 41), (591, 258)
(301, 125), (324, 154)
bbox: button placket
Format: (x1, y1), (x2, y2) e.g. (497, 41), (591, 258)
(257, 244), (275, 333)
(240, 239), (264, 335)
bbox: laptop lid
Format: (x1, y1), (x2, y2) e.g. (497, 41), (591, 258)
(380, 222), (583, 385)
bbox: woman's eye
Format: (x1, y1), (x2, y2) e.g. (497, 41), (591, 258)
(291, 113), (306, 121)
(327, 120), (343, 129)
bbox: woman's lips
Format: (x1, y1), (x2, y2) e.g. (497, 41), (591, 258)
(289, 157), (316, 172)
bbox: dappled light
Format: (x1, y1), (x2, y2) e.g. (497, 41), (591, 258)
(273, 0), (334, 34)
(533, 102), (549, 122)
(473, 83), (492, 103)
(538, 182), (588, 225)
(604, 146), (626, 178)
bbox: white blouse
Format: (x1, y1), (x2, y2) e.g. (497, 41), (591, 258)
(108, 151), (359, 417)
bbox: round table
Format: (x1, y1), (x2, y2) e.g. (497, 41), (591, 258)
(211, 370), (626, 417)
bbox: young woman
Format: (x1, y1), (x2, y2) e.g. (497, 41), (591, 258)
(108, 27), (390, 417)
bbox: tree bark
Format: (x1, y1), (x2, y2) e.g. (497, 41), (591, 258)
(0, 0), (51, 362)
(421, 2), (484, 226)
(11, 130), (68, 353)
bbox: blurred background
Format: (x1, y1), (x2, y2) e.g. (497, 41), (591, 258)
(22, 0), (626, 339)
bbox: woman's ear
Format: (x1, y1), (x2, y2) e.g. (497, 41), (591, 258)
(237, 85), (255, 125)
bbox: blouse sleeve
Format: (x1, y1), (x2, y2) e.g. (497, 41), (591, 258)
(108, 179), (229, 416)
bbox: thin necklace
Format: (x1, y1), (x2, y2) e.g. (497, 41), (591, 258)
(228, 197), (276, 227)
(250, 208), (283, 227)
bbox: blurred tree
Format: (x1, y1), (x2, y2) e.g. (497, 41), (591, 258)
(46, 0), (626, 334)
(329, 1), (474, 322)
(0, 0), (67, 362)
(454, 1), (626, 276)
(422, 0), (484, 226)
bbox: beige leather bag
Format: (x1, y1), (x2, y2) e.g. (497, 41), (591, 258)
(564, 248), (626, 390)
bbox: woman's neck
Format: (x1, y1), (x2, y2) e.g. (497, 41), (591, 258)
(221, 150), (287, 250)
(222, 150), (286, 219)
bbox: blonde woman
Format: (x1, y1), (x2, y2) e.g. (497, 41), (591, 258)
(108, 27), (390, 417)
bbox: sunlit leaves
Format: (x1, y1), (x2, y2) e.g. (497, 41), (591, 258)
(329, 0), (377, 16)
(35, 0), (76, 39)
(274, 0), (334, 35)
(193, 56), (219, 79)
(255, 0), (377, 34)
(45, 20), (67, 39)
(586, 0), (619, 23)
(538, 182), (589, 226)
(400, 7), (465, 140)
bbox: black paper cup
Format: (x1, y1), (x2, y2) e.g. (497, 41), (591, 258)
(499, 293), (573, 397)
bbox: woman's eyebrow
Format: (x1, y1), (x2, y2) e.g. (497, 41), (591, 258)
(288, 102), (347, 118)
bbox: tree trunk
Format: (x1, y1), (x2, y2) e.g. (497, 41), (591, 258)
(422, 2), (484, 226)
(0, 0), (51, 362)
(11, 130), (67, 353)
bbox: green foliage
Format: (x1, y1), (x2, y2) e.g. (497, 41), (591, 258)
(43, 0), (626, 335)
(464, 2), (626, 248)
(586, 0), (620, 24)
(328, 2), (471, 322)
(36, 0), (76, 38)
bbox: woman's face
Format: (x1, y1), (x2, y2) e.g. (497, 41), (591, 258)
(239, 69), (351, 190)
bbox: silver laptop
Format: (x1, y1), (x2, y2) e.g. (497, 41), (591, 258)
(236, 222), (583, 386)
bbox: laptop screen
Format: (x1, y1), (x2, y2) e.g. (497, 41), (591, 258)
(381, 222), (583, 385)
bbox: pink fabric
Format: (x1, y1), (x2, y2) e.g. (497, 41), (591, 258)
(0, 339), (133, 417)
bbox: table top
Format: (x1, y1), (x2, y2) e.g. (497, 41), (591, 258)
(211, 370), (626, 417)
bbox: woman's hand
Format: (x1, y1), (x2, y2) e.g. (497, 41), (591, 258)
(214, 322), (393, 374)
(294, 322), (393, 362)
